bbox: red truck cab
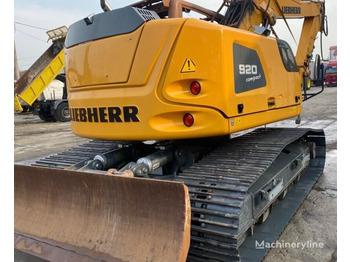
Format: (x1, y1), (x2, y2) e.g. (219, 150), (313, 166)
(325, 60), (337, 87)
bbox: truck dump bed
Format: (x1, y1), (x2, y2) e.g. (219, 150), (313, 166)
(14, 26), (67, 111)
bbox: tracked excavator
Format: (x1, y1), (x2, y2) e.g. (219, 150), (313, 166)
(15, 0), (328, 261)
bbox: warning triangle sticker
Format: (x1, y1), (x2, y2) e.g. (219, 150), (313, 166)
(181, 58), (196, 73)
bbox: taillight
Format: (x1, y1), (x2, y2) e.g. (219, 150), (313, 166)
(190, 81), (201, 95)
(183, 113), (194, 127)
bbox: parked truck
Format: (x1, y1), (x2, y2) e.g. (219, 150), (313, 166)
(325, 60), (337, 86)
(14, 26), (70, 122)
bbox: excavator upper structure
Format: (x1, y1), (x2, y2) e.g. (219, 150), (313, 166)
(15, 0), (328, 261)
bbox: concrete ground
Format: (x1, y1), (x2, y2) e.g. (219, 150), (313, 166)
(14, 86), (337, 261)
(264, 86), (337, 262)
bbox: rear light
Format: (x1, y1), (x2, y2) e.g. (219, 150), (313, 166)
(190, 81), (201, 95)
(183, 113), (194, 127)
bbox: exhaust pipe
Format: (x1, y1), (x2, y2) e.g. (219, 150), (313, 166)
(100, 0), (112, 12)
(169, 0), (183, 18)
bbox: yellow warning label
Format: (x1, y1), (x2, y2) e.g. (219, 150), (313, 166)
(181, 58), (196, 73)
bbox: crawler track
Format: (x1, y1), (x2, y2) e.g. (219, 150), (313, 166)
(175, 128), (325, 261)
(32, 140), (120, 169)
(28, 128), (326, 262)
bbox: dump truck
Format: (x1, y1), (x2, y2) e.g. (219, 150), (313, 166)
(14, 0), (328, 261)
(14, 26), (70, 122)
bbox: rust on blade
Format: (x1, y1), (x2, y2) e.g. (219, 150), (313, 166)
(14, 164), (191, 262)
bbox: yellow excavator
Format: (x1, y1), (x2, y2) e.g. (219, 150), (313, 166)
(15, 0), (328, 261)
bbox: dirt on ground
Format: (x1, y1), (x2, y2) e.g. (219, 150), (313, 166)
(14, 86), (337, 262)
(14, 114), (89, 162)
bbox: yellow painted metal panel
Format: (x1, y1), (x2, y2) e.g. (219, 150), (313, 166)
(14, 95), (23, 112)
(66, 28), (142, 88)
(228, 105), (302, 134)
(66, 18), (302, 141)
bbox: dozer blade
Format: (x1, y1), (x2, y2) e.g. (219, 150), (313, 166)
(14, 164), (191, 262)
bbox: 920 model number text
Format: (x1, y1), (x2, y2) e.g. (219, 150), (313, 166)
(239, 64), (258, 75)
